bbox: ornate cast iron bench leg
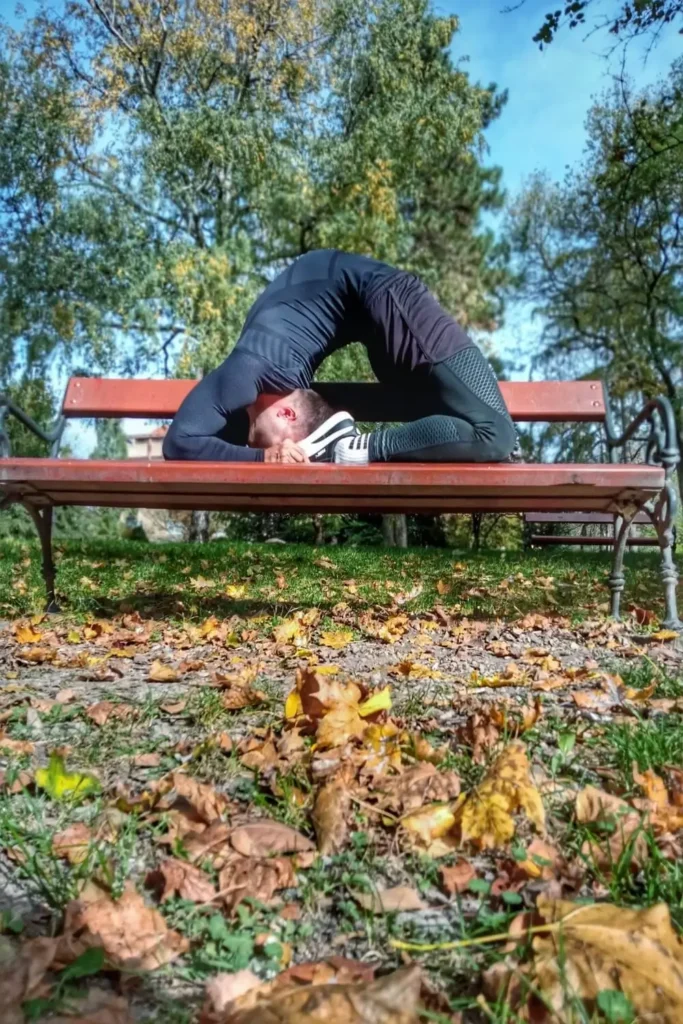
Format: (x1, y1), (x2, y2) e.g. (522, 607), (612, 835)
(27, 505), (60, 613)
(608, 506), (639, 622)
(651, 483), (681, 629)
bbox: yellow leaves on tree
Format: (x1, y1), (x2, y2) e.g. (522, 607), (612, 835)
(457, 742), (545, 850)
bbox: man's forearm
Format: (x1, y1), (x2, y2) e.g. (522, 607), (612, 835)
(163, 430), (264, 462)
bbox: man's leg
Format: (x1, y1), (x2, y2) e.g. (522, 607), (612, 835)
(335, 347), (516, 464)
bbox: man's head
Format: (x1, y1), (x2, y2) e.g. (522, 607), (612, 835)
(247, 389), (335, 448)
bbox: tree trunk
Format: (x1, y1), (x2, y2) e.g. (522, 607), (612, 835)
(312, 515), (325, 545)
(382, 514), (408, 547)
(471, 512), (482, 551)
(188, 509), (210, 543)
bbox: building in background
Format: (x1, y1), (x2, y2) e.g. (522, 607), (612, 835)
(125, 426), (167, 459)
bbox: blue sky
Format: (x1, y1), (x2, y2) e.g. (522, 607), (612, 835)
(5, 1), (678, 452)
(450, 0), (677, 371)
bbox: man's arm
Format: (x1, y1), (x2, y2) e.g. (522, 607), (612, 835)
(163, 354), (263, 462)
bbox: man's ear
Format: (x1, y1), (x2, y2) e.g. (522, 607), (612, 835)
(276, 405), (297, 422)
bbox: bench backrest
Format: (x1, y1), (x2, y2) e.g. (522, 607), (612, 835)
(62, 378), (608, 424)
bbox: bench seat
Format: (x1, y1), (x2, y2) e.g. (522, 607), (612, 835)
(0, 459), (665, 514)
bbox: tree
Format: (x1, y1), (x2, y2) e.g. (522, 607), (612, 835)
(527, 0), (683, 48)
(508, 61), (683, 484)
(90, 420), (128, 460)
(1, 0), (508, 386)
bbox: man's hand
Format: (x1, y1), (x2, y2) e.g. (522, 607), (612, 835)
(264, 440), (309, 464)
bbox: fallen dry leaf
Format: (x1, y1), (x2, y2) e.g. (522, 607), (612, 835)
(401, 803), (458, 848)
(146, 857), (217, 903)
(511, 899), (683, 1023)
(49, 990), (133, 1024)
(86, 701), (136, 727)
(374, 763), (460, 814)
(53, 823), (93, 865)
(440, 858), (476, 895)
(319, 629), (354, 649)
(213, 964), (422, 1023)
(164, 773), (231, 825)
(218, 854), (296, 913)
(575, 785), (648, 870)
(457, 741), (545, 850)
(0, 733), (35, 755)
(132, 752), (162, 768)
(148, 660), (181, 683)
(229, 821), (315, 858)
(56, 883), (188, 970)
(313, 773), (351, 855)
(206, 970), (262, 1014)
(352, 885), (426, 914)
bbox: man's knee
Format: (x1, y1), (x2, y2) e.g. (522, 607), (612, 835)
(478, 418), (516, 462)
(163, 423), (191, 460)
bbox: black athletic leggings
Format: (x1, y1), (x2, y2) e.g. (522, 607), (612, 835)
(369, 346), (516, 463)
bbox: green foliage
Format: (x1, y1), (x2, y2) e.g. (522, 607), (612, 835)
(0, 0), (508, 382)
(532, 0), (683, 47)
(90, 419), (128, 460)
(508, 61), (683, 464)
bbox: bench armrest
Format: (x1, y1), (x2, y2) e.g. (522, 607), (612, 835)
(605, 396), (680, 476)
(0, 393), (66, 458)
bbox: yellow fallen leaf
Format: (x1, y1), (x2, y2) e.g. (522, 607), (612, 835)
(35, 753), (100, 802)
(148, 660), (180, 683)
(316, 703), (367, 749)
(319, 629), (354, 650)
(401, 803), (457, 845)
(14, 622), (42, 644)
(200, 615), (220, 637)
(226, 584), (247, 599)
(273, 619), (306, 645)
(189, 575), (213, 591)
(651, 629), (679, 641)
(284, 689), (303, 720)
(358, 685), (392, 718)
(457, 741), (545, 850)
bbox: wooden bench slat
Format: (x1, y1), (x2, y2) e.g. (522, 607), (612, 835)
(525, 511), (652, 524)
(61, 378), (608, 423)
(0, 459), (664, 515)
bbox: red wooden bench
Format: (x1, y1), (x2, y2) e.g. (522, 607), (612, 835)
(0, 378), (680, 626)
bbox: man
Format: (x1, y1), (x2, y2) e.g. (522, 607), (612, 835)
(163, 249), (516, 465)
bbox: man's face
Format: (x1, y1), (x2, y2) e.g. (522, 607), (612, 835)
(247, 393), (302, 447)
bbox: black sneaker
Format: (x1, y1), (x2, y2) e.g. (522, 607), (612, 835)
(299, 411), (359, 462)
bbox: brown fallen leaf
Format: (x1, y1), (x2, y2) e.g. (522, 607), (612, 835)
(148, 660), (181, 682)
(633, 765), (683, 833)
(146, 857), (217, 903)
(514, 838), (563, 881)
(53, 823), (93, 865)
(0, 733), (35, 755)
(184, 822), (234, 868)
(374, 763), (461, 815)
(56, 883), (188, 970)
(440, 858), (476, 895)
(48, 990), (133, 1024)
(313, 773), (351, 855)
(160, 699), (187, 715)
(0, 936), (60, 1024)
(56, 688), (76, 704)
(164, 772), (230, 825)
(229, 821), (315, 858)
(575, 785), (648, 870)
(352, 885), (427, 914)
(215, 964), (422, 1023)
(86, 701), (136, 727)
(401, 803), (458, 849)
(510, 899), (683, 1024)
(218, 854), (296, 913)
(316, 702), (367, 749)
(132, 752), (162, 768)
(13, 622), (43, 644)
(457, 741), (545, 850)
(206, 970), (262, 1015)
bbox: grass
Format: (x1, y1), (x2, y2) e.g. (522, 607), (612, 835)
(1, 536), (682, 1023)
(0, 536), (671, 623)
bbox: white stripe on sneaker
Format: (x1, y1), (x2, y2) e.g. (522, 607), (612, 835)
(299, 411), (356, 457)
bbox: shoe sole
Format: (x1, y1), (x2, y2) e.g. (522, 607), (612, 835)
(299, 411), (357, 458)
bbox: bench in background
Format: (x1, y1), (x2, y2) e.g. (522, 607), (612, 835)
(0, 378), (680, 626)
